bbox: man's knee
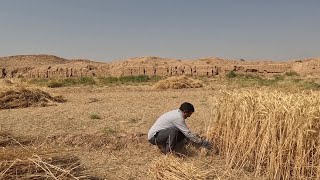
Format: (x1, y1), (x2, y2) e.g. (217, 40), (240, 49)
(177, 131), (186, 141)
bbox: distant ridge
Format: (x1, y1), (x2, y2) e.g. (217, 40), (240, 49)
(1, 54), (320, 78)
(0, 54), (68, 67)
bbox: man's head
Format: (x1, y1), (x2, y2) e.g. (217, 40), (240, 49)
(179, 102), (194, 119)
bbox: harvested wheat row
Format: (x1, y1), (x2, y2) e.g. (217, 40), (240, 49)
(0, 148), (90, 180)
(0, 88), (66, 109)
(153, 76), (203, 89)
(148, 155), (215, 180)
(207, 90), (320, 179)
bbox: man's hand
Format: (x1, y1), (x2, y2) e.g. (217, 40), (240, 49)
(202, 140), (212, 150)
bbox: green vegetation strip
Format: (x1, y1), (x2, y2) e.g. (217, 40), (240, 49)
(225, 70), (320, 90)
(28, 75), (162, 88)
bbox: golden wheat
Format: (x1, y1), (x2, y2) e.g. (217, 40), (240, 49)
(148, 155), (215, 180)
(208, 90), (320, 179)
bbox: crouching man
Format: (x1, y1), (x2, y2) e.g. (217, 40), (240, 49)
(148, 102), (212, 154)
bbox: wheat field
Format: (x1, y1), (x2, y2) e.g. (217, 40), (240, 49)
(1, 77), (320, 179)
(208, 90), (320, 179)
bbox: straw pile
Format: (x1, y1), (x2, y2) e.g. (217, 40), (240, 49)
(0, 132), (34, 147)
(153, 76), (203, 89)
(208, 90), (320, 179)
(0, 149), (89, 179)
(0, 132), (100, 179)
(0, 88), (66, 109)
(148, 155), (215, 180)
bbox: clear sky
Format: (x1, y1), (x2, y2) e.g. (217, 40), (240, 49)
(1, 0), (319, 62)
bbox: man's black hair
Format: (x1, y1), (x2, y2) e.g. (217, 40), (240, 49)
(179, 102), (195, 113)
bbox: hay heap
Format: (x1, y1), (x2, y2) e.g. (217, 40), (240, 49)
(0, 149), (89, 179)
(0, 132), (97, 179)
(0, 88), (66, 109)
(153, 76), (203, 89)
(149, 155), (215, 180)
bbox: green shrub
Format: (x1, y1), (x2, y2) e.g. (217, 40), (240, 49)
(28, 78), (49, 86)
(90, 113), (101, 119)
(29, 75), (156, 87)
(228, 73), (284, 87)
(226, 71), (237, 78)
(98, 76), (118, 84)
(135, 75), (150, 82)
(149, 76), (163, 82)
(292, 78), (302, 83)
(28, 77), (97, 87)
(118, 75), (149, 83)
(285, 71), (299, 76)
(61, 78), (78, 86)
(103, 127), (117, 134)
(242, 74), (262, 80)
(273, 75), (285, 81)
(98, 75), (153, 85)
(301, 81), (320, 90)
(257, 79), (278, 86)
(78, 77), (96, 85)
(47, 81), (64, 88)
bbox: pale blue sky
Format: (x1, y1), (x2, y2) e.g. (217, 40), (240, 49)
(0, 0), (319, 62)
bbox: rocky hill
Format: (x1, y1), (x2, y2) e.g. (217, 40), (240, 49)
(0, 54), (319, 78)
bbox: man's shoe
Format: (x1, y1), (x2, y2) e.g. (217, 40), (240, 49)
(159, 147), (167, 154)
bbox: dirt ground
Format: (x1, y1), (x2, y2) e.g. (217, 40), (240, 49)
(0, 83), (253, 179)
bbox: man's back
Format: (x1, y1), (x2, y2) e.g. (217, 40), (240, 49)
(148, 109), (183, 140)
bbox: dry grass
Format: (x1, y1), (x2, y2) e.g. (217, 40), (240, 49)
(148, 154), (256, 180)
(2, 80), (299, 179)
(208, 90), (320, 179)
(148, 155), (216, 180)
(153, 75), (203, 89)
(0, 88), (66, 109)
(0, 132), (95, 179)
(0, 84), (221, 179)
(0, 151), (87, 180)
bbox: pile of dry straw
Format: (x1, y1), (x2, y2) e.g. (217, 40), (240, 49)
(148, 155), (215, 180)
(0, 132), (93, 179)
(0, 152), (86, 179)
(0, 88), (65, 109)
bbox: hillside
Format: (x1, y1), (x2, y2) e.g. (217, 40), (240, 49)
(0, 55), (68, 67)
(0, 54), (320, 78)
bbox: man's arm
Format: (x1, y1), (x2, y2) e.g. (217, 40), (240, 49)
(172, 118), (202, 144)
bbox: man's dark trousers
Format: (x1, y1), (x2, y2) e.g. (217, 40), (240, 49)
(149, 127), (186, 153)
